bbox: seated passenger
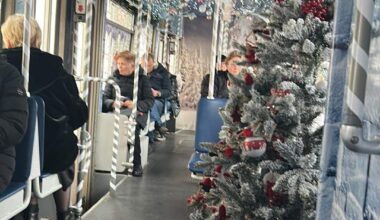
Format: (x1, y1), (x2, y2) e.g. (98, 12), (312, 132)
(0, 15), (88, 220)
(141, 54), (171, 141)
(200, 52), (243, 98)
(103, 50), (154, 177)
(0, 60), (28, 194)
(201, 55), (228, 98)
(225, 51), (244, 80)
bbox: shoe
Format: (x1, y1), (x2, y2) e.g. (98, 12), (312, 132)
(132, 165), (143, 177)
(154, 133), (166, 142)
(158, 126), (168, 135)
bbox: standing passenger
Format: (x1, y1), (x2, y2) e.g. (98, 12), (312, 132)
(0, 15), (88, 220)
(103, 50), (154, 177)
(0, 60), (28, 194)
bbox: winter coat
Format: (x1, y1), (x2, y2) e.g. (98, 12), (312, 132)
(146, 63), (171, 100)
(168, 74), (180, 117)
(102, 70), (154, 128)
(0, 47), (88, 174)
(200, 71), (229, 99)
(0, 60), (28, 193)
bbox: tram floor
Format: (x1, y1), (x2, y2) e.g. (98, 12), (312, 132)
(83, 130), (198, 220)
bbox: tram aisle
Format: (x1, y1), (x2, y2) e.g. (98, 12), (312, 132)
(83, 130), (197, 220)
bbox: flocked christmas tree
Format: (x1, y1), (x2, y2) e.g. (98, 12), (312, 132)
(188, 0), (334, 219)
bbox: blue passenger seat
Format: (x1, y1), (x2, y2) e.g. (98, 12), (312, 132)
(0, 97), (38, 219)
(188, 98), (227, 175)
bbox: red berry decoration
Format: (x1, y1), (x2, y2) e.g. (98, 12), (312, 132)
(301, 0), (329, 21)
(244, 73), (254, 86)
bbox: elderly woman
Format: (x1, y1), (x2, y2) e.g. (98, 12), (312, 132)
(0, 14), (88, 220)
(103, 50), (154, 177)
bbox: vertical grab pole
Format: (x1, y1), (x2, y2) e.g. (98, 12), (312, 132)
(222, 20), (229, 58)
(144, 0), (152, 73)
(175, 12), (182, 76)
(340, 0), (380, 154)
(126, 0), (143, 172)
(208, 0), (220, 99)
(22, 0), (33, 93)
(217, 8), (224, 68)
(72, 0), (94, 218)
(163, 18), (169, 65)
(71, 76), (122, 198)
(72, 21), (80, 77)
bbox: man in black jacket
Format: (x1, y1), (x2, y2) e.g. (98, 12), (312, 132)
(141, 54), (171, 140)
(0, 60), (28, 193)
(200, 55), (228, 98)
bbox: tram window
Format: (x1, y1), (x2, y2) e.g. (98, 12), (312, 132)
(158, 39), (164, 63)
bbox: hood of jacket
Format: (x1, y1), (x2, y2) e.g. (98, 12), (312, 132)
(0, 47), (66, 93)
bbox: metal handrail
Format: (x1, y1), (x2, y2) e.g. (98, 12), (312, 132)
(340, 0), (380, 154)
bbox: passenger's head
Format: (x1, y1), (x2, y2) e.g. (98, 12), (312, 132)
(115, 51), (135, 76)
(141, 53), (155, 73)
(216, 55), (227, 72)
(225, 51), (243, 76)
(1, 14), (41, 49)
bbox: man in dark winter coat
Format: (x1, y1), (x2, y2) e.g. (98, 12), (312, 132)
(141, 54), (171, 139)
(103, 50), (154, 177)
(0, 60), (28, 194)
(201, 55), (228, 99)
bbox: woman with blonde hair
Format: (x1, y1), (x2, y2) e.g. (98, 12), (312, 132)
(0, 14), (88, 220)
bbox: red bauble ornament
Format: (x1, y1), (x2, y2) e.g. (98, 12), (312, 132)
(241, 127), (253, 137)
(200, 177), (215, 192)
(223, 147), (234, 158)
(242, 137), (267, 157)
(244, 73), (254, 86)
(215, 165), (222, 173)
(218, 204), (227, 220)
(187, 196), (193, 205)
(263, 172), (277, 204)
(231, 106), (241, 122)
(271, 88), (290, 97)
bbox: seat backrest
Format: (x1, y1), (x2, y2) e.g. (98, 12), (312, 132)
(34, 96), (45, 171)
(11, 97), (38, 182)
(194, 98), (227, 153)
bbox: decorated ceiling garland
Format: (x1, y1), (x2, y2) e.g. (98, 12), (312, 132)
(113, 0), (273, 22)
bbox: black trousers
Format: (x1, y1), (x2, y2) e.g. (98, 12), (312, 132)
(128, 126), (141, 167)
